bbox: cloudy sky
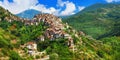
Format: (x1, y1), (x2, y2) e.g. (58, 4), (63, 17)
(0, 0), (120, 16)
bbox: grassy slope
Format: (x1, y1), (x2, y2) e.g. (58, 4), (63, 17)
(0, 27), (18, 47)
(63, 3), (120, 38)
(100, 36), (120, 60)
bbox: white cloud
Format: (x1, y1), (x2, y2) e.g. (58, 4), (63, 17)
(78, 6), (85, 11)
(106, 0), (113, 3)
(57, 0), (65, 7)
(106, 0), (120, 3)
(0, 0), (58, 14)
(60, 2), (76, 16)
(0, 0), (83, 16)
(31, 4), (60, 15)
(0, 0), (38, 14)
(58, 0), (76, 16)
(0, 0), (61, 15)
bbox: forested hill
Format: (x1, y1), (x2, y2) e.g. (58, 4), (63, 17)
(79, 3), (119, 14)
(0, 5), (117, 60)
(0, 6), (119, 60)
(63, 3), (120, 38)
(63, 4), (120, 60)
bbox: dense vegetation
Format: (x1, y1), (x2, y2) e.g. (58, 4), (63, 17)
(63, 3), (120, 38)
(98, 21), (120, 39)
(63, 3), (120, 60)
(0, 4), (120, 60)
(101, 36), (120, 60)
(0, 19), (119, 60)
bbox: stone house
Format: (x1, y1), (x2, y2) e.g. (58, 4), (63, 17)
(68, 37), (74, 48)
(24, 20), (31, 25)
(64, 33), (70, 38)
(37, 36), (45, 41)
(26, 42), (37, 55)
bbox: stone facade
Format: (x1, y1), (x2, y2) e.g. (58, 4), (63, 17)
(26, 42), (37, 55)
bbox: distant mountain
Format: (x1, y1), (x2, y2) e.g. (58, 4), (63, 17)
(79, 3), (119, 14)
(16, 9), (41, 19)
(63, 3), (120, 38)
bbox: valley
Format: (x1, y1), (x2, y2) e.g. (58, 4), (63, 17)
(0, 3), (120, 60)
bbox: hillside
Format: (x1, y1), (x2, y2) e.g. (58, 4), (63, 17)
(63, 3), (120, 38)
(98, 21), (120, 39)
(16, 9), (41, 19)
(79, 3), (119, 13)
(0, 6), (120, 60)
(0, 7), (12, 20)
(98, 21), (120, 60)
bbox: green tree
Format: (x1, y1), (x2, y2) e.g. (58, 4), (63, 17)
(9, 51), (22, 60)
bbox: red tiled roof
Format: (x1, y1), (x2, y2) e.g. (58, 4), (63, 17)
(27, 42), (35, 45)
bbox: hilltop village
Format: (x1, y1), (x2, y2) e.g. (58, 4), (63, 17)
(4, 14), (77, 48)
(5, 13), (85, 45)
(1, 13), (84, 60)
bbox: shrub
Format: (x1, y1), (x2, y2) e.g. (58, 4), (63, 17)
(9, 51), (23, 60)
(50, 53), (59, 60)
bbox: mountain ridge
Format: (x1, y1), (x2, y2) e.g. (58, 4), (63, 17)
(16, 9), (41, 19)
(81, 3), (119, 12)
(63, 3), (120, 38)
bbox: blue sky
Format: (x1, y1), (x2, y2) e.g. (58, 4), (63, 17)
(0, 0), (120, 16)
